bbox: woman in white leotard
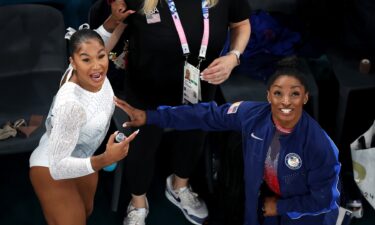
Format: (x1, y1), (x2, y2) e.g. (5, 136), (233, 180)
(29, 24), (138, 225)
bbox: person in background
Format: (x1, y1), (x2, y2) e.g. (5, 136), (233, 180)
(29, 28), (138, 225)
(94, 0), (251, 224)
(89, 0), (250, 225)
(114, 63), (341, 225)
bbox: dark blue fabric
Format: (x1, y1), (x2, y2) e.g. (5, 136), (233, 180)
(223, 10), (301, 81)
(243, 11), (301, 57)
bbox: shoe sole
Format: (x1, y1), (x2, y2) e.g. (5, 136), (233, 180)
(165, 189), (207, 225)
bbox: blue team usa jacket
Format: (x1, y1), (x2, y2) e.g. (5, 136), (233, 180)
(147, 101), (341, 225)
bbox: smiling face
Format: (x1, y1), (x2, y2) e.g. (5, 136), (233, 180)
(267, 75), (309, 129)
(70, 39), (108, 92)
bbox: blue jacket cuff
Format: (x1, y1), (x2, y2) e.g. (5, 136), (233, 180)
(146, 110), (159, 125)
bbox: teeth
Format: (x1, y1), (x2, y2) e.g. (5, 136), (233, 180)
(281, 109), (292, 114)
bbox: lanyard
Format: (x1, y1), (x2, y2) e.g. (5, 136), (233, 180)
(166, 0), (209, 68)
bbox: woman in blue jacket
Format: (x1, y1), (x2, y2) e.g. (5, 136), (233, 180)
(114, 65), (340, 225)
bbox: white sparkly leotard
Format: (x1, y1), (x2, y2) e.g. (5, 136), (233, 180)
(29, 25), (115, 180)
(29, 73), (114, 180)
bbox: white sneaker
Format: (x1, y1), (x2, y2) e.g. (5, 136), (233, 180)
(165, 174), (208, 225)
(123, 198), (149, 225)
(346, 200), (363, 218)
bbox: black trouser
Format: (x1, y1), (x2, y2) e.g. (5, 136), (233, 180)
(121, 79), (216, 195)
(124, 125), (207, 195)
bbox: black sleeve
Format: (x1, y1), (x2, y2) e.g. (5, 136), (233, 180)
(228, 0), (251, 23)
(88, 0), (111, 28)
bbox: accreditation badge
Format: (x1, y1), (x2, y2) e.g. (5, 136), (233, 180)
(183, 62), (200, 104)
(145, 7), (161, 24)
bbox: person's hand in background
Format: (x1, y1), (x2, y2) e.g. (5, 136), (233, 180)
(110, 0), (135, 23)
(200, 54), (238, 84)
